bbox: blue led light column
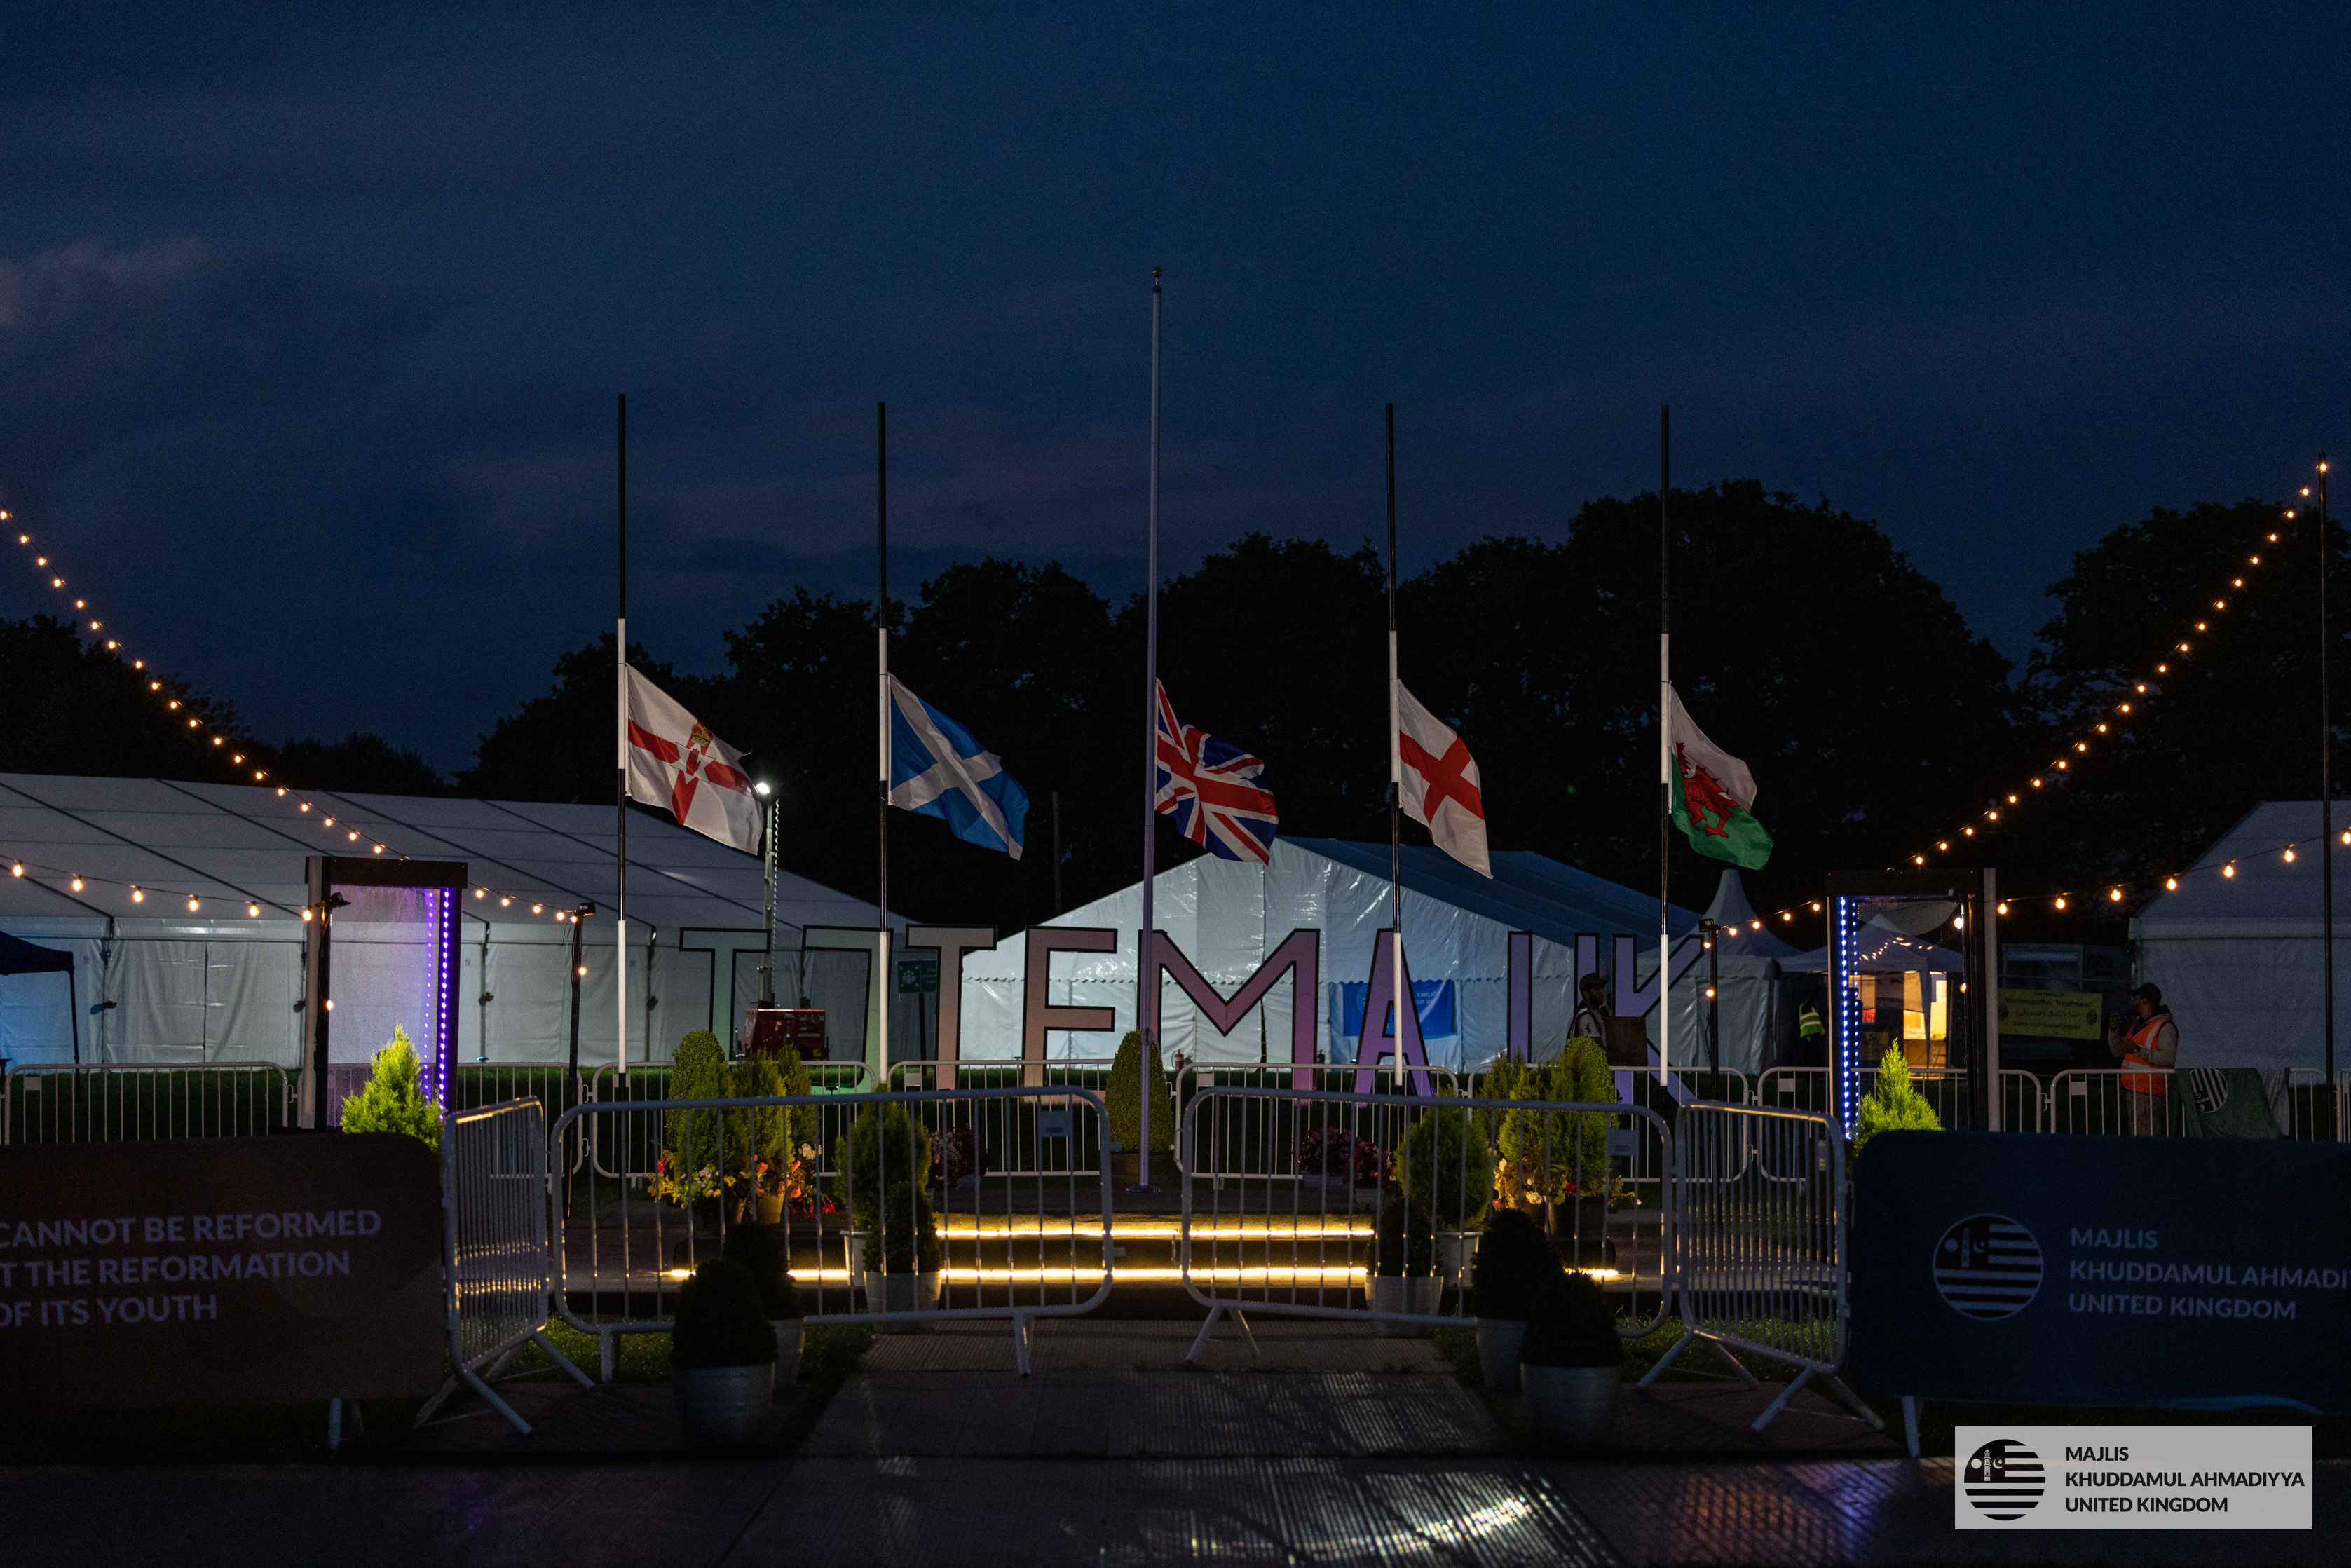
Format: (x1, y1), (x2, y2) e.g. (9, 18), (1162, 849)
(1829, 894), (1862, 1138)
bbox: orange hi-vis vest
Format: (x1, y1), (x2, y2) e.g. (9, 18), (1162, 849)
(2120, 1014), (2172, 1097)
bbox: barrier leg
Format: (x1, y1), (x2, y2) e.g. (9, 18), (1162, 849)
(1750, 1364), (1816, 1431)
(1705, 1337), (1759, 1389)
(1012, 1312), (1033, 1378)
(1818, 1372), (1887, 1431)
(412, 1375), (463, 1426)
(601, 1330), (615, 1384)
(1185, 1304), (1225, 1365)
(327, 1398), (343, 1453)
(1233, 1309), (1258, 1359)
(462, 1365), (533, 1436)
(533, 1328), (594, 1389)
(1637, 1327), (1697, 1388)
(1902, 1396), (1921, 1459)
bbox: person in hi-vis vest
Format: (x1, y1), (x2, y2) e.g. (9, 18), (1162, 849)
(2106, 982), (2178, 1135)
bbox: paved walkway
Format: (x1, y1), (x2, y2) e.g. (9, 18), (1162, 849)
(11, 1321), (2345, 1566)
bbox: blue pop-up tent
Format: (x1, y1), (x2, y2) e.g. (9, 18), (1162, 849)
(0, 929), (77, 1063)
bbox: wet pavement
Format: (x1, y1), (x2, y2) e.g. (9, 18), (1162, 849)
(11, 1319), (2345, 1566)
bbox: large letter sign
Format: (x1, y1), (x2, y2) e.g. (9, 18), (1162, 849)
(1154, 928), (1320, 1088)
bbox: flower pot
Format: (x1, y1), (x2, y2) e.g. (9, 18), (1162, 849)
(674, 1363), (775, 1447)
(861, 1269), (941, 1331)
(688, 1197), (725, 1237)
(772, 1320), (803, 1389)
(1436, 1231), (1480, 1280)
(754, 1190), (785, 1226)
(1369, 1274), (1440, 1337)
(1474, 1318), (1526, 1393)
(843, 1232), (868, 1280)
(1520, 1363), (1618, 1447)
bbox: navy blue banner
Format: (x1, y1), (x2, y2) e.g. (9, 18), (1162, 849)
(1849, 1131), (2351, 1412)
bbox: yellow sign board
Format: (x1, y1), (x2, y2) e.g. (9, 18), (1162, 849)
(1998, 988), (2104, 1040)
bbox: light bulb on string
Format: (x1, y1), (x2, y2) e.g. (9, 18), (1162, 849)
(186, 897), (199, 913)
(69, 878), (81, 892)
(2284, 847), (2296, 863)
(130, 886), (143, 904)
(2108, 889), (2122, 902)
(2055, 896), (2067, 911)
(2165, 877), (2178, 891)
(1996, 901), (2009, 915)
(2223, 863), (2237, 878)
(247, 903), (259, 918)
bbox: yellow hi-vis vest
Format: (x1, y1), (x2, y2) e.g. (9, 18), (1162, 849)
(1797, 1002), (1825, 1039)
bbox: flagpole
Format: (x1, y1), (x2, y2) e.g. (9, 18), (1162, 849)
(1386, 402), (1403, 1092)
(877, 400), (891, 1077)
(1657, 403), (1670, 1088)
(615, 393), (629, 1083)
(1136, 268), (1161, 1191)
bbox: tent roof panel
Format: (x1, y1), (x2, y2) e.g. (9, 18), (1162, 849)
(1287, 838), (1701, 945)
(0, 774), (891, 934)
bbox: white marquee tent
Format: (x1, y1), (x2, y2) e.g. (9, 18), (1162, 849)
(2130, 800), (2348, 1070)
(955, 839), (1795, 1074)
(0, 774), (899, 1068)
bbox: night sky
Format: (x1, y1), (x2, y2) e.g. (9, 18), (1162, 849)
(1, 6), (2344, 772)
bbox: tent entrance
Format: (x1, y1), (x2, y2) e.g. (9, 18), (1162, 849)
(299, 854), (466, 1128)
(1820, 868), (1998, 1136)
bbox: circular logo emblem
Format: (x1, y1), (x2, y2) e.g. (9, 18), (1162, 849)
(1933, 1213), (2043, 1320)
(1963, 1438), (2046, 1520)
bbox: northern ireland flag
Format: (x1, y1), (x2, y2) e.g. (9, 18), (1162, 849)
(887, 676), (1028, 857)
(1398, 683), (1490, 877)
(623, 665), (762, 853)
(1665, 683), (1773, 869)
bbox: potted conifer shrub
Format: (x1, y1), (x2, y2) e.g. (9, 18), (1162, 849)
(1470, 1208), (1558, 1394)
(843, 1100), (932, 1290)
(1518, 1269), (1622, 1447)
(339, 1029), (441, 1151)
(1103, 1030), (1173, 1187)
(1370, 1189), (1438, 1336)
(719, 1223), (805, 1388)
(1399, 1107), (1491, 1284)
(670, 1257), (777, 1447)
(859, 1180), (944, 1331)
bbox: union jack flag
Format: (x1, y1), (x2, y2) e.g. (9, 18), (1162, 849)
(1154, 682), (1279, 863)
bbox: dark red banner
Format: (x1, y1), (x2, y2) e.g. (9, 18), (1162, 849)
(0, 1133), (443, 1408)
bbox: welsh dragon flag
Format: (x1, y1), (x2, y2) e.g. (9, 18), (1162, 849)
(1665, 684), (1772, 869)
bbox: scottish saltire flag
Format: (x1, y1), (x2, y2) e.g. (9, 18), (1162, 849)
(887, 676), (1028, 858)
(1154, 682), (1279, 863)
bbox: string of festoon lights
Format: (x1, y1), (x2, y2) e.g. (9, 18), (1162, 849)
(1713, 489), (2319, 941)
(6, 512), (597, 926)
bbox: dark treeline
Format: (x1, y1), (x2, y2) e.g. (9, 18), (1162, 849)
(4, 482), (2329, 945)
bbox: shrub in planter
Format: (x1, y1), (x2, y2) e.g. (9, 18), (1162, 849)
(1853, 1043), (1942, 1159)
(1497, 1039), (1611, 1211)
(673, 1258), (779, 1368)
(1295, 1126), (1388, 1187)
(719, 1223), (803, 1319)
(1518, 1268), (1621, 1446)
(730, 1051), (789, 1170)
(1105, 1030), (1175, 1154)
(340, 1028), (440, 1152)
(671, 1257), (776, 1446)
(865, 1182), (944, 1275)
(1398, 1110), (1492, 1234)
(776, 1047), (820, 1167)
(1469, 1208), (1559, 1393)
(1470, 1208), (1558, 1320)
(843, 1101), (934, 1212)
(665, 1030), (730, 1175)
(721, 1224), (803, 1389)
(1373, 1190), (1436, 1279)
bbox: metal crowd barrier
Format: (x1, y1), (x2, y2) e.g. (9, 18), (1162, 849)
(417, 1097), (587, 1433)
(2047, 1066), (2346, 1140)
(1175, 1086), (1673, 1361)
(586, 1061), (869, 1180)
(1755, 1064), (2045, 1133)
(1656, 1100), (1882, 1433)
(548, 1085), (1112, 1377)
(1, 1061), (293, 1145)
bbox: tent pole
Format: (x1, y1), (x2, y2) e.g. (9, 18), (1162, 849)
(878, 400), (891, 1079)
(68, 964), (79, 1065)
(615, 393), (628, 1084)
